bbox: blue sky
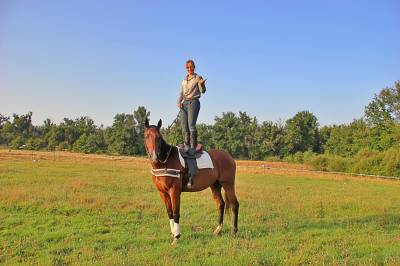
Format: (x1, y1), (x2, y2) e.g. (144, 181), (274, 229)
(1, 0), (399, 126)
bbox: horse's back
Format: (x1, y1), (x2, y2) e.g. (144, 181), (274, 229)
(207, 149), (236, 183)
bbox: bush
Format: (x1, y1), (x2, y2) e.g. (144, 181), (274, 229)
(11, 136), (25, 149)
(382, 147), (400, 177)
(283, 152), (304, 164)
(72, 133), (105, 154)
(302, 151), (317, 164)
(26, 137), (46, 150)
(326, 156), (350, 172)
(264, 156), (282, 162)
(56, 141), (71, 151)
(351, 149), (384, 175)
(293, 152), (304, 163)
(309, 155), (329, 171)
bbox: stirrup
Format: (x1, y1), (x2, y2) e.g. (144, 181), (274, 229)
(187, 178), (194, 188)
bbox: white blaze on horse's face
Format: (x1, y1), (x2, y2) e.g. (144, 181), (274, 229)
(152, 150), (157, 163)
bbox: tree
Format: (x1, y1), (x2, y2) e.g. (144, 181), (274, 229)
(0, 114), (10, 129)
(323, 119), (370, 156)
(164, 121), (183, 146)
(72, 129), (106, 154)
(11, 112), (33, 138)
(133, 106), (150, 155)
(319, 125), (333, 153)
(285, 111), (320, 154)
(1, 112), (35, 147)
(365, 81), (400, 128)
(257, 120), (286, 158)
(0, 114), (10, 145)
(105, 113), (138, 155)
(197, 123), (215, 150)
(213, 112), (243, 158)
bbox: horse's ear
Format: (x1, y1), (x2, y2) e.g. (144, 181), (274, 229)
(157, 119), (162, 130)
(145, 118), (149, 128)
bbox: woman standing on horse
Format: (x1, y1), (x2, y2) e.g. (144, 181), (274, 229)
(177, 59), (207, 156)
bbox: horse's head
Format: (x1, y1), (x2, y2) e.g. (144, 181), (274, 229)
(144, 118), (163, 163)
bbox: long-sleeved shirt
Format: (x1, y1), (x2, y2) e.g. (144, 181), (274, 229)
(177, 73), (206, 104)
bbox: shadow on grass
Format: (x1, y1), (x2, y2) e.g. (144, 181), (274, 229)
(295, 213), (400, 232)
(209, 213), (400, 240)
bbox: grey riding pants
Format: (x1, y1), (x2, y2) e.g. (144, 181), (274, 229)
(180, 99), (200, 133)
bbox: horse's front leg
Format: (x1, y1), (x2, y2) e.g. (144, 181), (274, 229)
(170, 187), (181, 246)
(159, 192), (174, 236)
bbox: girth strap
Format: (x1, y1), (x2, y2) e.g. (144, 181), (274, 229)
(151, 168), (181, 178)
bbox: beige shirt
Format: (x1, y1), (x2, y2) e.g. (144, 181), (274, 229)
(177, 73), (206, 103)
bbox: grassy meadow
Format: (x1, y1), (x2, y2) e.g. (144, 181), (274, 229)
(1, 150), (400, 265)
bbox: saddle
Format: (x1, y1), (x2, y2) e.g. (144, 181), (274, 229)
(177, 144), (204, 186)
(178, 144), (204, 156)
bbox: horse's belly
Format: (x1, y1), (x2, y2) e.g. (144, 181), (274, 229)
(183, 168), (216, 192)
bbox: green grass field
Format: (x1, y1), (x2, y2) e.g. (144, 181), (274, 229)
(1, 150), (400, 265)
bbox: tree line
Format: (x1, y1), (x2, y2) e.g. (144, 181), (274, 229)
(1, 81), (399, 176)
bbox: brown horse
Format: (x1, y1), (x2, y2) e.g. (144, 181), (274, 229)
(144, 119), (239, 245)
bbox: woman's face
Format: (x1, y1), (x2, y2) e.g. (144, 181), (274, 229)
(186, 62), (195, 75)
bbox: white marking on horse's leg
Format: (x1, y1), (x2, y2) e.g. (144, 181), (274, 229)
(169, 219), (174, 235)
(213, 224), (223, 236)
(174, 222), (181, 238)
(171, 238), (179, 246)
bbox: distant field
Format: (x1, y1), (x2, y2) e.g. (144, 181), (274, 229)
(1, 149), (400, 265)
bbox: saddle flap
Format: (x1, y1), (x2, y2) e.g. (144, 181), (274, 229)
(177, 147), (214, 169)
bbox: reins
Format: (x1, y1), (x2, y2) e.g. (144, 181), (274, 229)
(158, 144), (173, 164)
(166, 110), (181, 131)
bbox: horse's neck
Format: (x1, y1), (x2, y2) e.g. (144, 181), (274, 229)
(151, 142), (176, 169)
(159, 138), (172, 161)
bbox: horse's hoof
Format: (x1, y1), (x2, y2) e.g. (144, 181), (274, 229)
(231, 228), (238, 236)
(213, 224), (223, 236)
(171, 238), (179, 246)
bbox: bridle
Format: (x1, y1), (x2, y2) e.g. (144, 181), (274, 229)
(145, 133), (173, 164)
(144, 112), (180, 165)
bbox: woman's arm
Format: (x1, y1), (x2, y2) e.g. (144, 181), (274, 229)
(177, 83), (184, 108)
(198, 76), (207, 94)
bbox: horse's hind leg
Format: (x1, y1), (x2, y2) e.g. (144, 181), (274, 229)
(210, 181), (225, 235)
(222, 183), (239, 235)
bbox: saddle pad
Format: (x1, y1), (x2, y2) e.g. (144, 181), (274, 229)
(178, 150), (214, 169)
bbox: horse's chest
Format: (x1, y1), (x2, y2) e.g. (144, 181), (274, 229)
(152, 176), (176, 192)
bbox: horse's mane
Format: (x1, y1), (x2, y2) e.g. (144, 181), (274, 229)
(159, 135), (172, 157)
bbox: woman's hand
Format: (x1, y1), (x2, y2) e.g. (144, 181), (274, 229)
(198, 78), (207, 85)
(177, 102), (182, 109)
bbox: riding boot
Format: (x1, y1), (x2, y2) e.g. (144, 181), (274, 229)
(188, 131), (198, 156)
(187, 173), (194, 188)
(183, 131), (190, 152)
